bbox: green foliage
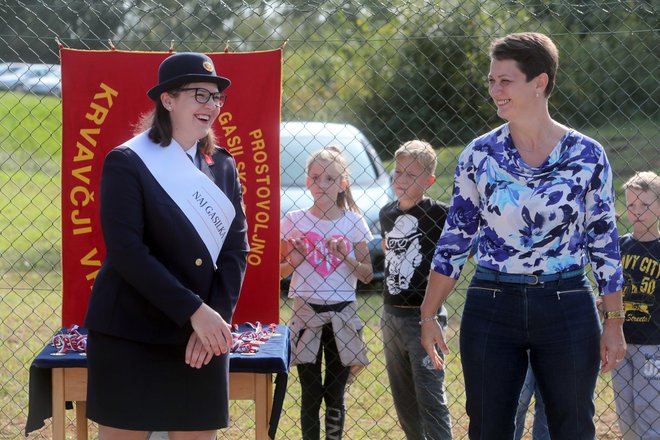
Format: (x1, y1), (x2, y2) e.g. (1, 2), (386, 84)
(351, 1), (659, 157)
(0, 0), (133, 62)
(359, 5), (499, 154)
(4, 1), (655, 162)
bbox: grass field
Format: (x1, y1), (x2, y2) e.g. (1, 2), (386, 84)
(1, 89), (657, 438)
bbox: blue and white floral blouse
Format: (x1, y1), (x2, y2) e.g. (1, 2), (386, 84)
(432, 123), (624, 294)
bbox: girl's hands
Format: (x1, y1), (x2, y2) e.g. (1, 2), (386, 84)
(286, 237), (308, 268)
(327, 236), (350, 261)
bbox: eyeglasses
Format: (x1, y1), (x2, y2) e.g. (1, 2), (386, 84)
(176, 87), (227, 107)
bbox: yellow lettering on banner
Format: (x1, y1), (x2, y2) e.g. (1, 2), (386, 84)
(255, 211), (269, 225)
(71, 210), (91, 236)
(251, 235), (266, 255)
(256, 182), (271, 197)
(73, 226), (93, 236)
(226, 136), (243, 155)
(218, 112), (244, 157)
(216, 118), (276, 268)
(85, 269), (100, 282)
(85, 102), (109, 125)
(80, 247), (102, 281)
(247, 237), (265, 265)
(85, 83), (118, 124)
(226, 135), (240, 147)
(68, 83), (118, 288)
(71, 165), (92, 185)
(250, 129), (265, 151)
(228, 146), (244, 157)
(255, 164), (269, 174)
(79, 128), (100, 147)
(70, 185), (94, 207)
(254, 223), (268, 232)
(94, 83), (118, 106)
(71, 210), (91, 225)
(71, 210), (92, 235)
(74, 142), (94, 162)
(254, 151), (267, 163)
(245, 128), (273, 267)
(224, 126), (238, 137)
(218, 112), (232, 124)
(256, 199), (270, 210)
(236, 162), (247, 196)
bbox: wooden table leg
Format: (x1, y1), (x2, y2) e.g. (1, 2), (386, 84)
(52, 368), (65, 440)
(255, 373), (274, 440)
(75, 401), (88, 440)
(254, 374), (268, 440)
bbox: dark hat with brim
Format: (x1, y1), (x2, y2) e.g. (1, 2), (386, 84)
(147, 52), (231, 102)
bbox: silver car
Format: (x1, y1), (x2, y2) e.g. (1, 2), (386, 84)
(19, 65), (61, 96)
(0, 63), (54, 91)
(280, 121), (394, 281)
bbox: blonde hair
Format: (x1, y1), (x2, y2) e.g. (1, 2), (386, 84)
(306, 145), (360, 213)
(394, 140), (437, 175)
(623, 171), (660, 197)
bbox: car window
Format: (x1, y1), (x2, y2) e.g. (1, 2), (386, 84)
(281, 134), (378, 186)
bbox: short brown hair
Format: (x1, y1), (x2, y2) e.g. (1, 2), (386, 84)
(623, 171), (660, 197)
(394, 140), (437, 175)
(135, 88), (216, 155)
(490, 32), (559, 97)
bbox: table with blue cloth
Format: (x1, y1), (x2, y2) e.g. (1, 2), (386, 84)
(25, 325), (290, 440)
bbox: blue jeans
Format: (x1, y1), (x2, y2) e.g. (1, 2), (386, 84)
(460, 274), (601, 440)
(514, 356), (550, 440)
(381, 305), (452, 440)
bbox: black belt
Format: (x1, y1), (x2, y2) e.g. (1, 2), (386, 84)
(474, 266), (584, 285)
(308, 301), (351, 313)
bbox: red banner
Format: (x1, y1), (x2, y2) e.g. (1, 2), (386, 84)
(60, 48), (281, 327)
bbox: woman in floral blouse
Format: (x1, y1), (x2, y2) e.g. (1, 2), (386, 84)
(420, 32), (626, 439)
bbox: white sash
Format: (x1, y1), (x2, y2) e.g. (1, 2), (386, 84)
(125, 131), (235, 266)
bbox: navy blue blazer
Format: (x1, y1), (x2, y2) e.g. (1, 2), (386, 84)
(84, 142), (249, 345)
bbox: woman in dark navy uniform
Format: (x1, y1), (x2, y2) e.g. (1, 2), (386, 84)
(84, 52), (249, 440)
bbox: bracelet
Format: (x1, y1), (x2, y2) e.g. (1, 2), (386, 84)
(604, 309), (625, 320)
(419, 315), (440, 325)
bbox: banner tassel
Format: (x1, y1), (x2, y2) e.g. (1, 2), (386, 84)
(224, 40), (230, 53)
(108, 40), (116, 51)
(169, 40), (175, 53)
(280, 39), (288, 50)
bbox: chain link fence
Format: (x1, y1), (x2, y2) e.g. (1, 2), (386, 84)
(1, 0), (658, 438)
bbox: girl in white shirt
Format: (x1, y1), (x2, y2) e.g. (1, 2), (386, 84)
(280, 146), (373, 440)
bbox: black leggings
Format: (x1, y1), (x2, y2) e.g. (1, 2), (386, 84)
(297, 323), (350, 440)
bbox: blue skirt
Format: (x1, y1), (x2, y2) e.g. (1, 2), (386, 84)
(86, 330), (230, 431)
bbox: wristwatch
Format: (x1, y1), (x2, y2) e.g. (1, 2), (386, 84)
(604, 310), (626, 320)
